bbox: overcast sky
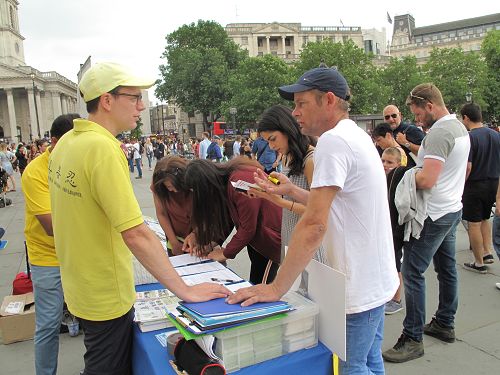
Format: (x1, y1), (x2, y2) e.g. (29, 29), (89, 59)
(17, 0), (499, 101)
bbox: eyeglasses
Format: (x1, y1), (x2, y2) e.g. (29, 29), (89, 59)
(409, 90), (432, 104)
(113, 92), (143, 104)
(384, 114), (398, 120)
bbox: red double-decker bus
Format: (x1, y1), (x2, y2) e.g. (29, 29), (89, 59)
(212, 121), (226, 136)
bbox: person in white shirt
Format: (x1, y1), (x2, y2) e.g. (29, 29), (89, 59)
(383, 83), (470, 363)
(233, 135), (241, 158)
(228, 67), (399, 375)
(199, 132), (211, 159)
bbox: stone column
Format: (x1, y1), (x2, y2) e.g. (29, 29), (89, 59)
(26, 88), (37, 139)
(5, 89), (18, 141)
(35, 90), (44, 138)
(282, 36), (286, 57)
(61, 94), (68, 114)
(52, 92), (62, 118)
(266, 36), (270, 54)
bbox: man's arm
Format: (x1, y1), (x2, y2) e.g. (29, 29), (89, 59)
(35, 214), (53, 236)
(465, 162), (472, 180)
(122, 223), (229, 302)
(415, 158), (443, 189)
(228, 186), (338, 306)
(495, 178), (500, 216)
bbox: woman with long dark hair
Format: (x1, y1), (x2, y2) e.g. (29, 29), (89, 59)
(151, 156), (193, 256)
(184, 158), (282, 285)
(252, 104), (328, 264)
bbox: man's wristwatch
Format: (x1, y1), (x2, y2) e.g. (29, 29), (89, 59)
(404, 142), (411, 148)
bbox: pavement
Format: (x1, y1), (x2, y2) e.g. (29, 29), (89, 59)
(0, 162), (499, 374)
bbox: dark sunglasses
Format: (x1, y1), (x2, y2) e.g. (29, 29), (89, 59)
(384, 114), (398, 120)
(409, 90), (432, 104)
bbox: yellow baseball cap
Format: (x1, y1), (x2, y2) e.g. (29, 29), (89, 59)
(79, 62), (156, 102)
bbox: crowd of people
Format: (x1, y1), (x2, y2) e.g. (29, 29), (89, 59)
(13, 61), (500, 375)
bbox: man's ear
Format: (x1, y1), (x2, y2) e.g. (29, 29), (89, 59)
(100, 93), (113, 112)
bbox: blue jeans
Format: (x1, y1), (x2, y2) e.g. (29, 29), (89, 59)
(146, 152), (153, 169)
(31, 265), (64, 375)
(135, 158), (142, 178)
(493, 215), (500, 260)
(128, 157), (134, 172)
(340, 304), (385, 375)
(402, 210), (461, 341)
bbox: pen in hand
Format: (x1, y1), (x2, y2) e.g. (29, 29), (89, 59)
(211, 278), (237, 283)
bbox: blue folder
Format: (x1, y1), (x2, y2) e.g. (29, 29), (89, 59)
(179, 298), (290, 318)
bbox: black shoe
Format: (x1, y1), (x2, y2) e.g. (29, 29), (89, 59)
(135, 176), (142, 179)
(483, 254), (494, 264)
(383, 333), (424, 363)
(462, 262), (487, 274)
(423, 317), (455, 343)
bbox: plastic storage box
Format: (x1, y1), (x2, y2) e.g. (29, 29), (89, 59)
(213, 291), (319, 373)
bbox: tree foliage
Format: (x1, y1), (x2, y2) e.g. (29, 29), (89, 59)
(293, 40), (383, 114)
(481, 30), (500, 122)
(222, 54), (293, 128)
(156, 20), (246, 130)
(377, 56), (423, 119)
(422, 47), (488, 113)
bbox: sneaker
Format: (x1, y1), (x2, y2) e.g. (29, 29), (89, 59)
(383, 333), (424, 363)
(135, 176), (142, 179)
(496, 283), (500, 290)
(385, 300), (403, 315)
(423, 317), (455, 343)
(483, 254), (494, 264)
(462, 262), (487, 274)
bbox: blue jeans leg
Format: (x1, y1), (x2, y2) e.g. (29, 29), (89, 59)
(135, 158), (142, 178)
(340, 304), (385, 375)
(493, 215), (500, 260)
(147, 153), (152, 169)
(128, 158), (134, 172)
(402, 210), (461, 341)
(30, 265), (64, 375)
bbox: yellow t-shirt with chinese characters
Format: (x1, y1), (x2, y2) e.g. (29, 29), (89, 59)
(49, 119), (143, 321)
(22, 148), (58, 266)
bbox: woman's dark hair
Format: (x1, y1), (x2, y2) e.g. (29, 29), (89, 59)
(184, 158), (260, 253)
(257, 105), (311, 176)
(152, 156), (189, 202)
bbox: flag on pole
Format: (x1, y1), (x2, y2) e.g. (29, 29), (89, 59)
(340, 19), (344, 27)
(387, 12), (392, 24)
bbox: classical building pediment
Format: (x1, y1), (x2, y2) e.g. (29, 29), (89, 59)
(252, 23), (299, 35)
(0, 63), (27, 79)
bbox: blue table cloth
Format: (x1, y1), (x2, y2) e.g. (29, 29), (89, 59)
(133, 283), (333, 375)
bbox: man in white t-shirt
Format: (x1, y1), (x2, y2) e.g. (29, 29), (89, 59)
(383, 84), (470, 363)
(228, 67), (399, 374)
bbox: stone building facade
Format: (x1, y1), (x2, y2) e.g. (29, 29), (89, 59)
(390, 13), (500, 62)
(0, 0), (78, 143)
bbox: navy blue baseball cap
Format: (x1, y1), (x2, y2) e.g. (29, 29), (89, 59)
(278, 67), (350, 101)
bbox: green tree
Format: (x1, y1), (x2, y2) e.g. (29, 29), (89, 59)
(156, 20), (247, 131)
(293, 40), (383, 114)
(130, 118), (143, 139)
(378, 55), (423, 120)
(422, 47), (488, 113)
(481, 30), (500, 122)
(222, 54), (293, 129)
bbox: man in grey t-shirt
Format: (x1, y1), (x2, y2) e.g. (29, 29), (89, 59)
(383, 84), (470, 363)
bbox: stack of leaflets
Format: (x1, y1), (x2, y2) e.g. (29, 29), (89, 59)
(134, 289), (180, 332)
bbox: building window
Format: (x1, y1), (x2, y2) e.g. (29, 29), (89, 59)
(285, 38), (291, 46)
(270, 39), (278, 48)
(342, 35), (348, 43)
(241, 37), (248, 45)
(316, 35), (322, 42)
(303, 36), (308, 45)
(258, 38), (263, 47)
(449, 31), (456, 37)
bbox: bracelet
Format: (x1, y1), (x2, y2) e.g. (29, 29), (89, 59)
(290, 201), (295, 211)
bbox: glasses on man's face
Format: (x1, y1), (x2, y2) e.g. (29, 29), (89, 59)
(114, 92), (143, 105)
(384, 113), (398, 120)
(409, 90), (432, 104)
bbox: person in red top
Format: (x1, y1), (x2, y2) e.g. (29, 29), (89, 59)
(184, 158), (282, 284)
(151, 156), (193, 256)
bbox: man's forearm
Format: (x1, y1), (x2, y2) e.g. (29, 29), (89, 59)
(123, 224), (189, 298)
(288, 184), (310, 205)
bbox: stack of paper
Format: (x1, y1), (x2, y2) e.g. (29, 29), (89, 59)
(134, 289), (181, 332)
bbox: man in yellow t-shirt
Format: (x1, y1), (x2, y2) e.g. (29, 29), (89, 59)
(22, 114), (78, 375)
(48, 62), (229, 375)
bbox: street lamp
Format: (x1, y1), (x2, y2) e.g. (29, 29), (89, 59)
(465, 91), (472, 103)
(230, 107), (237, 133)
(30, 72), (41, 138)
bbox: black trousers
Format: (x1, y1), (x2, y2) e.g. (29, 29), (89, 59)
(79, 307), (134, 375)
(247, 245), (279, 285)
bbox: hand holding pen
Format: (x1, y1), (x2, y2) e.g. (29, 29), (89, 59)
(253, 169), (293, 196)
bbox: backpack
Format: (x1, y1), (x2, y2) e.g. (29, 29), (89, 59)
(12, 242), (33, 295)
